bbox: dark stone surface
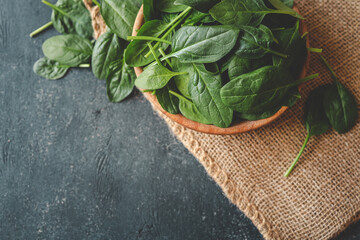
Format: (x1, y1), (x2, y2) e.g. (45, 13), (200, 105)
(0, 1), (359, 239)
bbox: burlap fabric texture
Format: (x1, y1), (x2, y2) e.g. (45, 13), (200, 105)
(84, 0), (360, 239)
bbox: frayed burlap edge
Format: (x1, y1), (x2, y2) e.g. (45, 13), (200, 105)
(85, 1), (360, 239)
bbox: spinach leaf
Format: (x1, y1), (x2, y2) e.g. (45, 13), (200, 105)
(220, 66), (318, 113)
(156, 81), (180, 114)
(174, 0), (220, 12)
(273, 21), (307, 78)
(170, 91), (212, 124)
(284, 86), (330, 177)
(51, 0), (93, 39)
(228, 55), (269, 80)
(106, 58), (136, 103)
(189, 63), (233, 128)
(101, 0), (139, 40)
(172, 58), (192, 98)
(235, 25), (287, 59)
(92, 32), (126, 80)
(267, 0), (299, 17)
(143, 0), (160, 22)
(158, 0), (187, 13)
(169, 25), (239, 63)
(209, 0), (299, 28)
(237, 87), (300, 120)
(282, 0), (294, 8)
(42, 34), (93, 67)
(321, 56), (358, 134)
(125, 20), (170, 67)
(33, 57), (70, 80)
(135, 65), (187, 90)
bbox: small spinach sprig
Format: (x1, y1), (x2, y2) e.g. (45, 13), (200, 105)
(284, 56), (358, 177)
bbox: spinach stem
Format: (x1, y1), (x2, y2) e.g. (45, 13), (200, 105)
(301, 32), (309, 39)
(268, 49), (288, 58)
(29, 21), (53, 37)
(269, 10), (304, 19)
(271, 27), (285, 31)
(92, 0), (101, 8)
(284, 132), (310, 177)
(169, 90), (192, 104)
(273, 36), (279, 44)
(78, 64), (90, 68)
(42, 0), (70, 17)
(127, 36), (172, 45)
(294, 73), (319, 85)
(158, 48), (173, 68)
(162, 7), (193, 35)
(144, 7), (192, 58)
(308, 48), (322, 53)
(147, 43), (162, 66)
(320, 55), (339, 82)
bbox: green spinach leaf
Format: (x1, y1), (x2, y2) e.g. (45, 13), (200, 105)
(101, 0), (139, 40)
(267, 0), (299, 17)
(170, 91), (212, 124)
(92, 32), (126, 80)
(106, 58), (136, 103)
(321, 56), (358, 134)
(237, 87), (300, 120)
(42, 34), (93, 67)
(33, 57), (70, 80)
(169, 25), (239, 63)
(189, 63), (233, 128)
(156, 81), (180, 114)
(172, 58), (192, 98)
(281, 0), (294, 8)
(273, 21), (307, 78)
(209, 0), (299, 28)
(135, 65), (187, 90)
(235, 25), (287, 59)
(220, 66), (318, 113)
(228, 55), (269, 80)
(284, 86), (330, 177)
(51, 0), (93, 39)
(143, 0), (160, 22)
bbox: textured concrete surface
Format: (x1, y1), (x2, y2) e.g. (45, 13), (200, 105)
(0, 1), (359, 239)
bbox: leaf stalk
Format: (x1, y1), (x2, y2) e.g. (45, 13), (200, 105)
(30, 21), (53, 37)
(284, 132), (310, 177)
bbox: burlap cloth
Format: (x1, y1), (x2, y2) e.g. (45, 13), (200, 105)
(85, 1), (360, 239)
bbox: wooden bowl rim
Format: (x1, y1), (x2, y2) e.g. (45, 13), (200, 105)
(132, 4), (310, 135)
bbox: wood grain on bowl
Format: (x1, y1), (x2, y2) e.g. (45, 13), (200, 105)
(132, 5), (310, 135)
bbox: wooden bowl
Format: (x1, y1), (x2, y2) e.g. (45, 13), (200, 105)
(132, 5), (310, 135)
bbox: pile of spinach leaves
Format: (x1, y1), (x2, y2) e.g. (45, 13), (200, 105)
(127, 0), (319, 128)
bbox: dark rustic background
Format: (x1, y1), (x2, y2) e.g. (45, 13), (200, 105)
(0, 1), (359, 239)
